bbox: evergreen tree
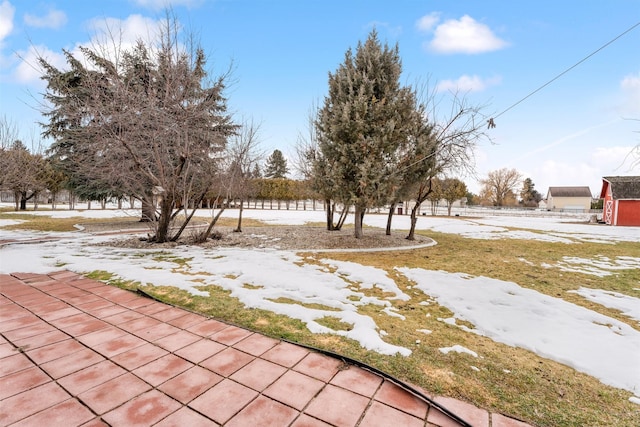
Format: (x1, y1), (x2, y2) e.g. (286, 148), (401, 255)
(264, 149), (289, 178)
(520, 177), (542, 207)
(315, 29), (418, 238)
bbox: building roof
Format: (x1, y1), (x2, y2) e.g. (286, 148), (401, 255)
(547, 186), (592, 198)
(602, 176), (640, 199)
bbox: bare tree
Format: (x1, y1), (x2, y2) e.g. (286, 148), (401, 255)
(480, 168), (523, 206)
(228, 118), (263, 232)
(39, 14), (237, 242)
(401, 88), (490, 240)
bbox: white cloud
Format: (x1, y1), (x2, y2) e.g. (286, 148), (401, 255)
(0, 0), (15, 43)
(427, 15), (508, 54)
(14, 44), (66, 83)
(436, 74), (501, 93)
(24, 8), (67, 29)
(619, 72), (640, 116)
(415, 12), (440, 32)
(87, 14), (164, 48)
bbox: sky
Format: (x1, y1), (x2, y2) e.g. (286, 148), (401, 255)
(0, 0), (639, 196)
(1, 205), (639, 402)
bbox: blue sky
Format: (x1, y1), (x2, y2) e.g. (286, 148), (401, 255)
(1, 0), (638, 196)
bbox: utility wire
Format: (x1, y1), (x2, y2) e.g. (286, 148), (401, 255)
(493, 20), (640, 121)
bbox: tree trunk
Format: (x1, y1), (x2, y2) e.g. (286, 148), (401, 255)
(406, 201), (422, 241)
(234, 201), (244, 232)
(201, 204), (226, 240)
(155, 197), (174, 243)
(354, 205), (364, 238)
(386, 202), (397, 236)
(141, 196), (156, 222)
(325, 199), (334, 230)
(19, 193), (26, 210)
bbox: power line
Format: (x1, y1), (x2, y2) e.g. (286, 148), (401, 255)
(493, 20), (640, 121)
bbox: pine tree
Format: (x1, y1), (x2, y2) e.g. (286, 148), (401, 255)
(315, 29), (418, 238)
(264, 149), (289, 178)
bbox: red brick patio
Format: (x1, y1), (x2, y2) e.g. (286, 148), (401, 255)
(0, 271), (531, 426)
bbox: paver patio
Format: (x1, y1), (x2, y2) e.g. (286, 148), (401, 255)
(0, 271), (532, 426)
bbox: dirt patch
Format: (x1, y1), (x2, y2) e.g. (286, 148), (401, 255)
(84, 222), (433, 252)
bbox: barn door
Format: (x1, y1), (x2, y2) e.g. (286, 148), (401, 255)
(604, 200), (613, 224)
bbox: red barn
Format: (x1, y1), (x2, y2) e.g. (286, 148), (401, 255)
(599, 176), (640, 226)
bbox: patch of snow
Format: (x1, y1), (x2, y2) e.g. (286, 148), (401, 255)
(568, 288), (640, 323)
(398, 267), (640, 395)
(439, 345), (478, 358)
(630, 396), (640, 405)
(416, 329), (432, 335)
(322, 259), (410, 301)
(471, 366), (480, 372)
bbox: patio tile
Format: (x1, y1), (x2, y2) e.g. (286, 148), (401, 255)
(0, 306), (32, 323)
(60, 318), (111, 336)
(434, 396), (489, 427)
(186, 319), (228, 337)
(166, 312), (205, 329)
(329, 365), (383, 397)
(26, 339), (84, 364)
(427, 406), (466, 427)
(0, 353), (33, 377)
(0, 342), (17, 359)
(374, 381), (428, 419)
(189, 378), (258, 424)
(78, 373), (151, 415)
(153, 406), (218, 427)
(290, 414), (334, 427)
(261, 341), (310, 367)
(79, 419), (109, 427)
(120, 315), (163, 332)
(89, 303), (128, 319)
(0, 381), (71, 425)
(200, 347), (254, 376)
(360, 401), (424, 427)
(110, 342), (169, 370)
(3, 320), (53, 340)
(492, 413), (532, 427)
(154, 330), (201, 352)
(76, 326), (127, 347)
(133, 322), (181, 341)
(230, 358), (287, 391)
(293, 352), (341, 382)
(132, 353), (193, 386)
(174, 338), (226, 363)
(263, 370), (325, 410)
(102, 389), (181, 426)
(40, 347), (105, 379)
(226, 395), (298, 427)
(11, 398), (95, 427)
(233, 332), (279, 356)
(158, 365), (223, 404)
(101, 309), (145, 325)
(92, 333), (147, 357)
(304, 384), (370, 427)
(57, 360), (127, 395)
(0, 366), (51, 399)
(74, 298), (113, 312)
(149, 306), (188, 322)
(40, 306), (83, 321)
(210, 325), (252, 345)
(12, 329), (70, 351)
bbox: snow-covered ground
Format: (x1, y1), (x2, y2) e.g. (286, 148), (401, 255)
(1, 205), (639, 401)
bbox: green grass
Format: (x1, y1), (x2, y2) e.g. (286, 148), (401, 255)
(4, 210), (639, 426)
